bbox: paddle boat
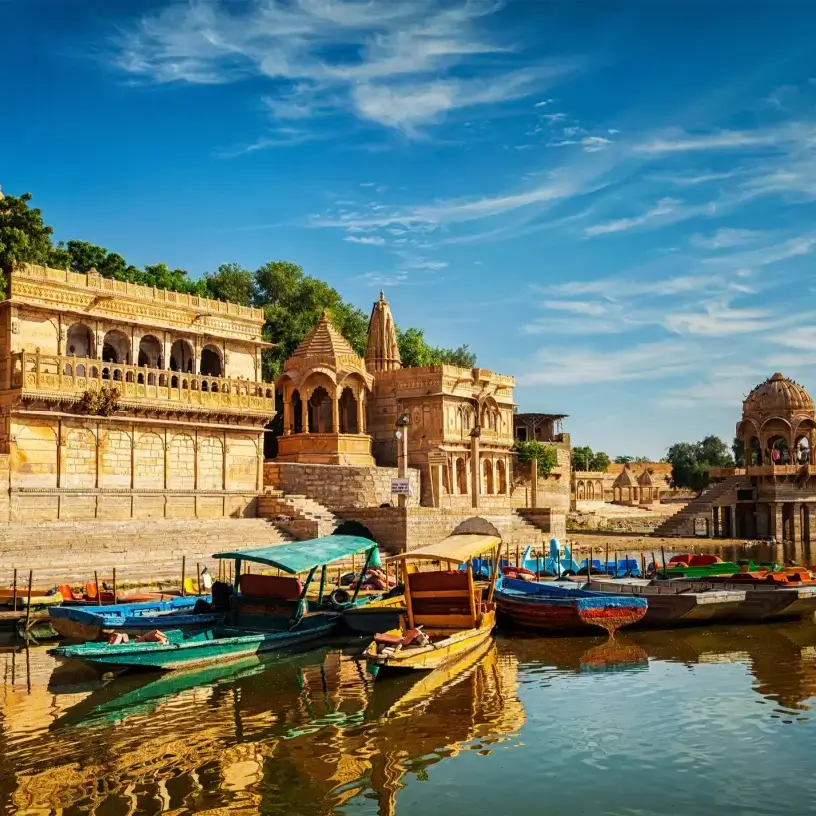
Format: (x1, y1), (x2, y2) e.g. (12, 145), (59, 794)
(51, 535), (383, 672)
(654, 554), (779, 580)
(494, 577), (647, 635)
(364, 532), (502, 678)
(49, 594), (215, 642)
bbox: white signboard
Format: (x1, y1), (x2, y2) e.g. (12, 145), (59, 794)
(391, 478), (411, 495)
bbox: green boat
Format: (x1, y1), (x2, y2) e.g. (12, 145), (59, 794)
(50, 535), (382, 672)
(656, 556), (780, 580)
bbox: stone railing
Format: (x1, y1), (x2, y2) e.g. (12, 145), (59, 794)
(9, 352), (275, 415)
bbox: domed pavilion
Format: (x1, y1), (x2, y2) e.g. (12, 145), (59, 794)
(737, 373), (816, 466)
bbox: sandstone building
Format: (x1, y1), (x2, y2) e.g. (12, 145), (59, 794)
(0, 263), (274, 522)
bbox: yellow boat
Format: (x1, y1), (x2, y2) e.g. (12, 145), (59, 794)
(363, 533), (502, 678)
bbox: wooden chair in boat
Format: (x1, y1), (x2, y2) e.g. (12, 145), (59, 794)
(404, 569), (482, 634)
(230, 573), (304, 626)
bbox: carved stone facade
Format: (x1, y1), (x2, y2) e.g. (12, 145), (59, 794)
(0, 263), (275, 521)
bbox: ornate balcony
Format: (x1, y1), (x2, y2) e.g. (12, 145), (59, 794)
(8, 352), (276, 419)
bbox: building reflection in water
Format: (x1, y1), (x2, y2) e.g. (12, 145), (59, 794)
(3, 622), (816, 814)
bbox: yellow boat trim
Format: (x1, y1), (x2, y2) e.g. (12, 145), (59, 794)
(385, 534), (501, 565)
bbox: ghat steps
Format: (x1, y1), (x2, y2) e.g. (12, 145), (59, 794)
(652, 477), (747, 538)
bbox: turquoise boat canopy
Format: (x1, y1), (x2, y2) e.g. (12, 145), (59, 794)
(212, 535), (378, 575)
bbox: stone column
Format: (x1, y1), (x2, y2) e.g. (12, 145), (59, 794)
(282, 395), (292, 435)
(331, 393), (340, 434)
(357, 392), (366, 435)
(301, 395), (310, 434)
(769, 502), (783, 541)
(791, 503), (802, 544)
(470, 432), (480, 509)
(712, 505), (720, 538)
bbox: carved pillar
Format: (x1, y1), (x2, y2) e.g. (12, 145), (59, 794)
(791, 503), (802, 544)
(57, 420), (64, 489)
(470, 432), (480, 509)
(769, 502), (783, 541)
(256, 437), (263, 490)
(357, 391), (366, 435)
(712, 505), (720, 538)
(331, 392), (340, 434)
(58, 315), (67, 356)
(163, 332), (172, 370)
(282, 393), (292, 436)
(301, 394), (310, 434)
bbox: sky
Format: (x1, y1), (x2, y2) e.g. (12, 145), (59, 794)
(3, 0), (816, 459)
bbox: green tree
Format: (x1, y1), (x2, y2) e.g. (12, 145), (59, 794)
(732, 435), (745, 467)
(203, 262), (253, 306)
(0, 193), (66, 289)
(590, 451), (611, 471)
(396, 327), (476, 369)
(665, 435), (734, 494)
(572, 446), (610, 472)
(614, 455), (633, 464)
(513, 440), (558, 477)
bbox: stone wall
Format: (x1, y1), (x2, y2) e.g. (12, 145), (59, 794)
(0, 517), (292, 583)
(264, 461), (420, 509)
(2, 416), (263, 520)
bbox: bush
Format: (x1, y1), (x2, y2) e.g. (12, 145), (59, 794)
(513, 440), (558, 477)
(78, 385), (120, 416)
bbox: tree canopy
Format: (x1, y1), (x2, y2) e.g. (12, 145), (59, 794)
(572, 445), (611, 472)
(664, 435), (734, 494)
(0, 190), (477, 378)
(512, 440), (558, 477)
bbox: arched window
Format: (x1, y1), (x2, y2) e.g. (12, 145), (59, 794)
(338, 387), (358, 434)
(497, 460), (507, 494)
(171, 376), (179, 389)
(158, 373), (168, 387)
(308, 386), (332, 433)
(483, 459), (494, 494)
(138, 334), (162, 368)
(76, 364), (86, 378)
(147, 373), (155, 386)
(456, 457), (468, 494)
(102, 330), (131, 364)
(292, 389), (303, 434)
(169, 339), (194, 373)
(212, 382), (219, 393)
(63, 363), (73, 377)
(200, 345), (223, 377)
(125, 371), (134, 383)
(66, 323), (94, 358)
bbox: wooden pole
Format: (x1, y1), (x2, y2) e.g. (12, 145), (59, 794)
(23, 570), (33, 638)
(605, 543), (609, 576)
(641, 553), (646, 577)
(651, 550), (658, 577)
(11, 568), (17, 613)
(197, 562), (202, 596)
(112, 568), (117, 604)
(661, 546), (667, 571)
(94, 570), (102, 606)
(516, 545), (520, 569)
(536, 554), (541, 581)
(181, 556), (187, 597)
(614, 551), (618, 578)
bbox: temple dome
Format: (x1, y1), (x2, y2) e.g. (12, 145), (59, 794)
(743, 373), (814, 417)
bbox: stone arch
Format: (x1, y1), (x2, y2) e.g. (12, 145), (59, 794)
(168, 433), (196, 490)
(138, 334), (163, 368)
(452, 516), (502, 538)
(63, 425), (97, 488)
(338, 386), (359, 434)
(226, 434), (259, 490)
(497, 459), (507, 494)
(102, 329), (130, 364)
(308, 384), (333, 433)
(793, 418), (816, 465)
(198, 435), (224, 489)
(200, 344), (223, 377)
(170, 339), (194, 373)
(66, 322), (94, 358)
(11, 423), (58, 488)
(332, 520), (375, 540)
(292, 389), (303, 434)
(577, 481), (585, 500)
(134, 432), (164, 488)
(483, 458), (494, 494)
(456, 456), (468, 494)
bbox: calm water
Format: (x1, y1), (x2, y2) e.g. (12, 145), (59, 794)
(3, 625), (816, 815)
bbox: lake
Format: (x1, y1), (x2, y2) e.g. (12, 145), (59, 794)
(2, 624), (816, 815)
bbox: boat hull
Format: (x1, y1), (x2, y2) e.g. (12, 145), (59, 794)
(495, 578), (647, 635)
(339, 597), (405, 636)
(50, 619), (337, 671)
(364, 612), (495, 677)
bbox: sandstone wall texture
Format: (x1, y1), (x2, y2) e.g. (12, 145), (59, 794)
(264, 462), (420, 509)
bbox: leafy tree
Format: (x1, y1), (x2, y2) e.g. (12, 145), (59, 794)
(732, 435), (745, 467)
(665, 435), (734, 494)
(572, 446), (610, 472)
(397, 327), (476, 369)
(203, 263), (253, 306)
(614, 455), (633, 464)
(513, 440), (558, 477)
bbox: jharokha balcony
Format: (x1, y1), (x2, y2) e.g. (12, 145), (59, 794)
(8, 351), (276, 418)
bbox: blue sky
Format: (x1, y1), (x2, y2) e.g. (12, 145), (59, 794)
(3, 0), (816, 459)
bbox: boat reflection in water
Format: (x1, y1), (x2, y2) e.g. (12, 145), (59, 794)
(2, 637), (524, 815)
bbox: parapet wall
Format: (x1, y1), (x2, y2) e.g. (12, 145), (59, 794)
(264, 461), (421, 509)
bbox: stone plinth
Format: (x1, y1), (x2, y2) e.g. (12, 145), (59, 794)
(276, 433), (375, 466)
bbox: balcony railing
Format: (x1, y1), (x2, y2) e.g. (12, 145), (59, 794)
(9, 352), (275, 416)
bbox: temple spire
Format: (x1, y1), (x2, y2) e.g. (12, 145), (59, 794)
(365, 289), (401, 373)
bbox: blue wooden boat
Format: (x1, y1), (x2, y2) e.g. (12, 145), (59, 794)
(494, 576), (648, 635)
(49, 595), (215, 642)
(50, 535), (382, 672)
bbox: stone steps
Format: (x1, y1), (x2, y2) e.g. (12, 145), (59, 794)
(652, 478), (745, 537)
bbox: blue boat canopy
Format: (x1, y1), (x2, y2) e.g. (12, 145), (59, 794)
(212, 535), (378, 575)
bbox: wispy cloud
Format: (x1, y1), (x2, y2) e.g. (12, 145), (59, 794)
(690, 228), (764, 249)
(584, 197), (698, 236)
(115, 0), (582, 136)
(344, 235), (386, 245)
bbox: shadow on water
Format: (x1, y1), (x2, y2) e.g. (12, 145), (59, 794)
(3, 620), (816, 814)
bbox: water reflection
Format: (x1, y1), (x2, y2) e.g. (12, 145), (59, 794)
(2, 623), (816, 814)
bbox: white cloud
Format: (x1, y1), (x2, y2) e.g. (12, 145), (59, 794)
(540, 300), (608, 316)
(344, 235), (386, 245)
(634, 129), (782, 155)
(664, 301), (774, 336)
(116, 0), (582, 135)
(690, 228), (764, 250)
(584, 198), (681, 236)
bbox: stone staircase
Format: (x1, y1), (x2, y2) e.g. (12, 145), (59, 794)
(257, 488), (340, 538)
(652, 477), (746, 537)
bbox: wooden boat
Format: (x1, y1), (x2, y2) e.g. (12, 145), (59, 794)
(49, 595), (215, 642)
(679, 579), (816, 622)
(51, 535), (383, 671)
(364, 533), (502, 678)
(0, 587), (63, 608)
(57, 583), (174, 607)
(584, 579), (747, 627)
(339, 593), (405, 635)
(494, 577), (647, 635)
(655, 554), (778, 580)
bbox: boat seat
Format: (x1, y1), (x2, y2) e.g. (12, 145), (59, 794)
(669, 554), (692, 565)
(688, 554), (721, 566)
(374, 633), (404, 646)
(240, 574), (303, 600)
(408, 570), (479, 628)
